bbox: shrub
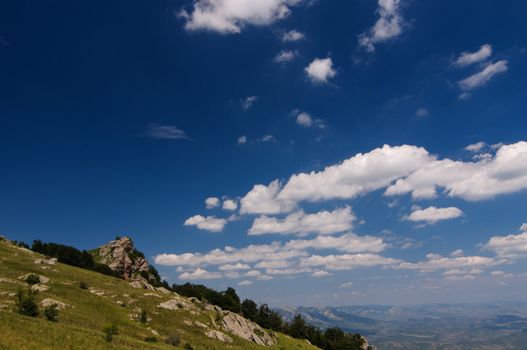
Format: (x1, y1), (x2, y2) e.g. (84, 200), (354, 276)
(140, 309), (147, 323)
(25, 274), (40, 285)
(44, 304), (59, 322)
(144, 336), (157, 342)
(79, 281), (88, 289)
(16, 288), (39, 317)
(103, 324), (119, 343)
(165, 333), (180, 346)
(183, 343), (194, 350)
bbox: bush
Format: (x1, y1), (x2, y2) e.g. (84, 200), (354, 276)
(144, 336), (157, 342)
(183, 343), (194, 350)
(25, 274), (40, 285)
(140, 309), (147, 323)
(16, 288), (39, 317)
(44, 304), (59, 322)
(79, 281), (88, 289)
(165, 333), (180, 346)
(103, 324), (119, 343)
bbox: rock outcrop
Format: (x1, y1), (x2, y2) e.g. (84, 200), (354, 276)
(221, 311), (277, 346)
(95, 237), (149, 280)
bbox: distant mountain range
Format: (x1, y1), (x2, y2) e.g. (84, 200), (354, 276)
(278, 303), (527, 350)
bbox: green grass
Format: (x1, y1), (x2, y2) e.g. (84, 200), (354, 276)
(0, 238), (319, 350)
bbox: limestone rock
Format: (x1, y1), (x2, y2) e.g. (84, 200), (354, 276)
(158, 295), (195, 312)
(40, 298), (69, 310)
(221, 311), (277, 346)
(31, 284), (49, 292)
(206, 329), (233, 343)
(95, 237), (149, 280)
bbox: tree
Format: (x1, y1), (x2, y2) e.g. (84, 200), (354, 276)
(241, 299), (258, 322)
(289, 314), (308, 340)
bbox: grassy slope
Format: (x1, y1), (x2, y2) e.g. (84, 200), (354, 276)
(0, 239), (319, 350)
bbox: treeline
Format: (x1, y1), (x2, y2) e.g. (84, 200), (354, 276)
(172, 283), (367, 350)
(31, 240), (120, 277)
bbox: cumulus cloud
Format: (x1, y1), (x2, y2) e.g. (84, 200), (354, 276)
(205, 197), (220, 209)
(240, 180), (296, 215)
(284, 232), (387, 253)
(483, 224), (527, 259)
(241, 96), (258, 111)
(454, 44), (492, 67)
(238, 280), (253, 286)
(282, 29), (305, 42)
(385, 141), (527, 201)
(219, 263), (251, 271)
(305, 58), (336, 84)
(147, 123), (191, 140)
(358, 0), (405, 52)
(238, 135), (247, 144)
(295, 111), (325, 128)
(222, 199), (238, 211)
(300, 253), (400, 270)
(397, 253), (502, 272)
(311, 270), (332, 277)
(404, 206), (463, 224)
(184, 215), (228, 232)
(179, 268), (222, 280)
(465, 141), (486, 152)
(274, 50), (298, 63)
(179, 0), (302, 34)
(248, 207), (355, 236)
(458, 60), (508, 93)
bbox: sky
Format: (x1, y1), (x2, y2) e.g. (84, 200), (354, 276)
(1, 0), (527, 307)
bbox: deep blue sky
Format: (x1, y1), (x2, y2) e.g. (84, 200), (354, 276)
(1, 0), (527, 306)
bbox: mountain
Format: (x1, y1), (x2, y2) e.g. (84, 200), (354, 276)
(0, 235), (320, 350)
(278, 304), (527, 350)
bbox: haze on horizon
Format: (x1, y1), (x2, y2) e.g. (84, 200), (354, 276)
(1, 0), (527, 307)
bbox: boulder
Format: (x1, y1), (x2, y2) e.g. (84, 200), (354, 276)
(40, 298), (69, 310)
(205, 330), (233, 343)
(221, 311), (277, 346)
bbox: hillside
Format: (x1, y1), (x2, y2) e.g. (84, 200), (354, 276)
(0, 236), (321, 350)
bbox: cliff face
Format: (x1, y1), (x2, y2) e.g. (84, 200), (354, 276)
(95, 237), (149, 280)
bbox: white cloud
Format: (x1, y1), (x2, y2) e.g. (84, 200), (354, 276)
(266, 267), (313, 275)
(405, 206), (463, 224)
(282, 29), (305, 42)
(238, 135), (247, 144)
(450, 249), (464, 257)
(311, 270), (332, 277)
(279, 144), (432, 204)
(179, 268), (222, 280)
(256, 274), (274, 280)
(184, 215), (228, 232)
(340, 282), (354, 288)
(147, 123), (191, 140)
(295, 111), (325, 128)
(465, 141), (486, 152)
(260, 134), (276, 142)
(300, 253), (400, 271)
(224, 271), (241, 278)
(240, 180), (296, 215)
(358, 0), (405, 52)
(385, 141), (527, 201)
(491, 270), (514, 278)
(454, 44), (492, 67)
(179, 0), (302, 34)
(222, 199), (238, 211)
(219, 263), (251, 271)
(241, 96), (258, 111)
(274, 50), (297, 63)
(416, 108), (429, 118)
(248, 207), (355, 236)
(483, 224), (527, 259)
(155, 241), (307, 267)
(284, 232), (386, 253)
(397, 253), (502, 272)
(205, 197), (220, 209)
(458, 60), (508, 92)
(245, 270), (262, 277)
(238, 280), (253, 286)
(305, 58), (336, 84)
